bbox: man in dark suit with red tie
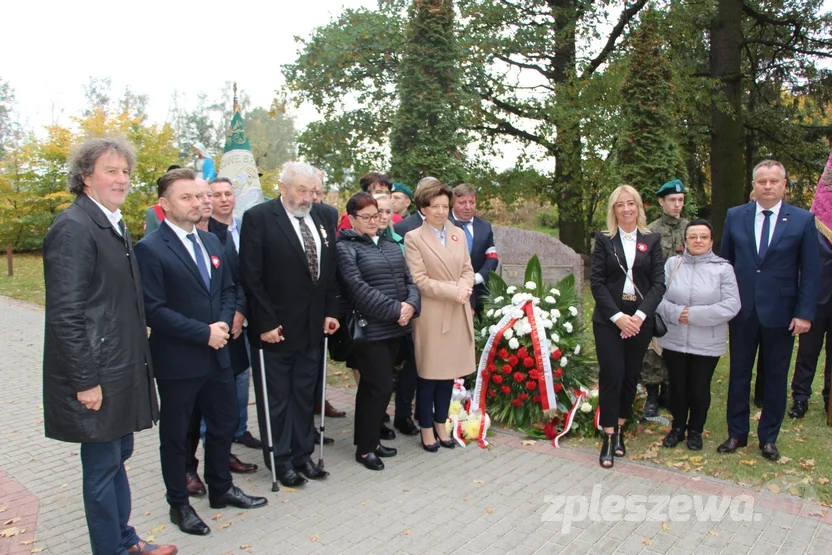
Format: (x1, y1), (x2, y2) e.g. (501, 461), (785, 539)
(240, 162), (340, 487)
(134, 168), (267, 537)
(718, 160), (820, 461)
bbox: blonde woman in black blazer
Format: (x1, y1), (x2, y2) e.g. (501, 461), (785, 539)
(591, 185), (665, 469)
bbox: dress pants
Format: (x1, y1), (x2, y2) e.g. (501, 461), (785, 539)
(81, 434), (140, 555)
(791, 298), (832, 405)
(185, 406), (202, 473)
(727, 311), (795, 444)
(251, 343), (320, 470)
(353, 337), (401, 453)
(156, 364), (237, 506)
(393, 333), (418, 420)
(417, 377), (453, 429)
(662, 349), (720, 433)
(594, 306), (653, 428)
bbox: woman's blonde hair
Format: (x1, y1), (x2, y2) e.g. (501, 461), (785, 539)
(602, 185), (650, 237)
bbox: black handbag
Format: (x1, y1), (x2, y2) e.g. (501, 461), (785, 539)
(346, 310), (368, 343)
(611, 240), (668, 338)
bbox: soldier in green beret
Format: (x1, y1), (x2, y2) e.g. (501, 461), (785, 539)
(642, 179), (689, 417)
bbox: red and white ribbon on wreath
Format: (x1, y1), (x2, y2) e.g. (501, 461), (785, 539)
(553, 391), (586, 448)
(471, 300), (557, 449)
(594, 406), (602, 431)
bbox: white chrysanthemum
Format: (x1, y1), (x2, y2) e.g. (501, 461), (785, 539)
(481, 328), (488, 338)
(552, 309), (561, 319)
(550, 332), (560, 343)
(506, 286), (517, 294)
(504, 328), (514, 340)
(512, 309), (524, 319)
(591, 389), (599, 398)
(580, 402), (592, 413)
(542, 319), (553, 329)
(508, 337), (520, 350)
(516, 321), (533, 337)
(489, 325), (497, 334)
(486, 309), (494, 317)
(493, 296), (504, 304)
(550, 288), (561, 296)
(573, 344), (581, 355)
(563, 322), (573, 333)
(544, 296), (556, 304)
(560, 356), (568, 367)
(568, 306), (578, 317)
(532, 297), (541, 305)
(525, 281), (537, 290)
(502, 306), (513, 315)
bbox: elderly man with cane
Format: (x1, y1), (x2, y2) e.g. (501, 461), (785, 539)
(240, 162), (340, 488)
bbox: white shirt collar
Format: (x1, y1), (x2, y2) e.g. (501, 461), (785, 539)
(755, 200), (782, 218)
(453, 212), (472, 224)
(88, 196), (123, 229)
(618, 227), (637, 241)
(164, 218), (197, 241)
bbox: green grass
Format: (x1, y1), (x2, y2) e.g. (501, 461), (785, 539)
(0, 253), (44, 305)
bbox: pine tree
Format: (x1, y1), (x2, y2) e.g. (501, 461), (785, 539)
(389, 0), (467, 186)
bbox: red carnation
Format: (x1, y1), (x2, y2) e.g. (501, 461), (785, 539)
(526, 381), (537, 391)
(508, 355), (519, 366)
(544, 422), (556, 439)
(501, 385), (511, 395)
(552, 348), (562, 360)
(523, 357), (535, 368)
(499, 348), (509, 360)
(518, 393), (529, 401)
(487, 363), (497, 372)
(528, 369), (540, 380)
(513, 372), (526, 383)
(491, 374), (503, 384)
(512, 399), (523, 407)
(555, 383), (563, 393)
(488, 388), (496, 398)
(501, 364), (512, 374)
(532, 395), (541, 403)
(517, 346), (528, 359)
(554, 368), (563, 379)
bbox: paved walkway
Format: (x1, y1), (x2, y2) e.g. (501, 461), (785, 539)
(1, 296), (832, 554)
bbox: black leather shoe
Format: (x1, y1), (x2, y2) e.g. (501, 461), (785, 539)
(209, 485), (267, 509)
(394, 417), (419, 436)
(687, 430), (703, 451)
(614, 426), (626, 457)
(380, 423), (396, 440)
(788, 400), (808, 419)
(356, 451), (384, 470)
(169, 504), (210, 536)
(662, 428), (685, 448)
(599, 432), (615, 469)
(294, 460), (329, 480)
(375, 444), (397, 458)
(276, 468), (308, 488)
(314, 432), (334, 445)
(760, 442), (780, 461)
(716, 437), (748, 453)
(233, 431), (263, 449)
(382, 413), (391, 423)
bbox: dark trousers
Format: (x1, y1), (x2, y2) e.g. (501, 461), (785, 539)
(594, 316), (653, 428)
(791, 298), (832, 405)
(186, 406), (201, 473)
(81, 434), (140, 555)
(727, 312), (795, 444)
(251, 343), (319, 471)
(156, 366), (236, 506)
(662, 349), (720, 433)
(417, 377), (453, 429)
(394, 333), (418, 420)
(353, 337), (401, 453)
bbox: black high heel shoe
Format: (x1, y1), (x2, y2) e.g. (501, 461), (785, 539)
(434, 424), (456, 449)
(420, 429), (440, 452)
(599, 432), (616, 469)
(614, 425), (626, 457)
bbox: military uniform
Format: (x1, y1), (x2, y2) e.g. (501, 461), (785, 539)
(642, 180), (688, 416)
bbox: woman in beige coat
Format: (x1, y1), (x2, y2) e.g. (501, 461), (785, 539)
(404, 178), (476, 452)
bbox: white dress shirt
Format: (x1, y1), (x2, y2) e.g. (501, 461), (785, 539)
(428, 223), (447, 247)
(164, 219), (210, 282)
(754, 201), (781, 253)
(611, 228), (647, 324)
(281, 197), (322, 279)
(228, 218), (241, 253)
(88, 196), (123, 236)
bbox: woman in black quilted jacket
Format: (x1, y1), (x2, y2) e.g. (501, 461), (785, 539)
(336, 192), (421, 471)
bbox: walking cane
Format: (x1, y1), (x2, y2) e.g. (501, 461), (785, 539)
(257, 347), (280, 492)
(317, 324), (336, 470)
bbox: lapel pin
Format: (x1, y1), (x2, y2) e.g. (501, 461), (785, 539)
(211, 255), (221, 269)
(451, 235), (459, 242)
(636, 243), (647, 252)
(319, 225), (329, 247)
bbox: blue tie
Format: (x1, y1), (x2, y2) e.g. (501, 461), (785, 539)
(461, 221), (473, 254)
(186, 233), (211, 289)
(758, 210), (772, 259)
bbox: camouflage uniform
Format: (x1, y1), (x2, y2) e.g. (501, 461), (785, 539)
(641, 213), (688, 386)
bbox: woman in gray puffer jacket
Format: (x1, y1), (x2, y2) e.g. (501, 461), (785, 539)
(656, 219), (741, 451)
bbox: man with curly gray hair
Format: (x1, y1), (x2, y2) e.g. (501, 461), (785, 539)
(43, 137), (177, 555)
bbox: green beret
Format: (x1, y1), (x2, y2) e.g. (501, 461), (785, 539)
(392, 182), (414, 200)
(657, 179), (685, 197)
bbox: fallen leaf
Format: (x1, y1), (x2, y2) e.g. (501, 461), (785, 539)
(819, 478), (830, 485)
(220, 522), (233, 529)
(641, 538), (652, 546)
(403, 529), (412, 535)
(708, 530), (718, 536)
(212, 513), (223, 521)
(310, 535), (319, 543)
(146, 537), (155, 543)
(799, 459), (816, 469)
(144, 510), (151, 516)
(520, 440), (537, 446)
(739, 459), (756, 467)
(486, 508), (494, 514)
(752, 411), (762, 421)
(4, 517), (20, 526)
(768, 484), (781, 494)
(240, 544), (252, 550)
(283, 488), (296, 493)
(463, 497), (469, 501)
(0, 527), (23, 538)
(59, 483), (68, 488)
(778, 457), (792, 465)
(662, 522), (670, 531)
(780, 526), (792, 530)
(790, 486), (801, 496)
(30, 549), (44, 553)
(0, 506), (6, 513)
(20, 539), (36, 545)
(689, 456), (704, 465)
(473, 480), (484, 485)
(810, 510), (826, 517)
(149, 524), (165, 534)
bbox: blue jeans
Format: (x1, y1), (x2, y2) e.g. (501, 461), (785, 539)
(235, 369), (251, 437)
(80, 434), (140, 555)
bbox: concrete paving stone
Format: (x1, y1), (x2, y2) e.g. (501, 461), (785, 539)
(748, 541), (781, 555)
(807, 538), (832, 555)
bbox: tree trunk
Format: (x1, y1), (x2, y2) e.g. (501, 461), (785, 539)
(6, 247), (12, 277)
(710, 0), (745, 250)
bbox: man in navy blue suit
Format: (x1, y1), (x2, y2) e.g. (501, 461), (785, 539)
(135, 168), (267, 537)
(718, 159), (820, 461)
(449, 183), (499, 317)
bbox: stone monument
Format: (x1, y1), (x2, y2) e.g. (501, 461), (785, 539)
(492, 226), (583, 295)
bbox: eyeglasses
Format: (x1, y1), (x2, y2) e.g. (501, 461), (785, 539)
(353, 213), (381, 222)
(686, 235), (712, 241)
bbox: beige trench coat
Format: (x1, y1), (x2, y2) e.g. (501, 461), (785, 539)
(404, 221), (476, 380)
